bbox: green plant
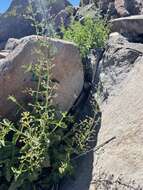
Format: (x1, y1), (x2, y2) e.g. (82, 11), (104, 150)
(60, 17), (109, 57)
(0, 38), (96, 189)
(0, 1), (99, 189)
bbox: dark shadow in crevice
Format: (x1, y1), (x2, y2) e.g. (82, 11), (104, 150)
(122, 33), (143, 44)
(59, 95), (102, 190)
(59, 50), (103, 190)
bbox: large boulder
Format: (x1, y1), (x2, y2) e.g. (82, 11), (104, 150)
(89, 33), (143, 189)
(0, 0), (71, 49)
(0, 35), (84, 119)
(111, 15), (143, 38)
(90, 59), (143, 189)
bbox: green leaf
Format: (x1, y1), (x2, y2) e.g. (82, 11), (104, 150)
(8, 96), (17, 103)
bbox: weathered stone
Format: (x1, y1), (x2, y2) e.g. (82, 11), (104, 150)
(114, 0), (129, 16)
(98, 32), (143, 101)
(5, 38), (20, 50)
(111, 15), (143, 38)
(90, 58), (143, 188)
(0, 51), (10, 59)
(88, 32), (143, 189)
(0, 35), (84, 119)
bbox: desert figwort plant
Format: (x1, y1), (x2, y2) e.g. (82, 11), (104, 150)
(60, 17), (109, 58)
(0, 1), (98, 190)
(0, 37), (96, 190)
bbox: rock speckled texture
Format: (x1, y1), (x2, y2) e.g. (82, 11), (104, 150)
(0, 35), (84, 119)
(98, 32), (143, 101)
(90, 58), (143, 189)
(90, 33), (143, 189)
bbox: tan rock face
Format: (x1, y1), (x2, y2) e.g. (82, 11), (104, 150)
(0, 35), (84, 119)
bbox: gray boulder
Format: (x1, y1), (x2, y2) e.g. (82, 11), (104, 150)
(114, 0), (143, 16)
(5, 38), (20, 50)
(89, 32), (143, 189)
(90, 57), (143, 190)
(111, 15), (143, 38)
(98, 32), (143, 102)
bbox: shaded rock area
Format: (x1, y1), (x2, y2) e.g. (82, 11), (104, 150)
(111, 15), (143, 40)
(0, 0), (71, 49)
(0, 35), (84, 119)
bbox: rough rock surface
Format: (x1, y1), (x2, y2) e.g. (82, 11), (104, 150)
(111, 15), (143, 38)
(0, 35), (84, 119)
(79, 0), (143, 19)
(0, 0), (71, 49)
(98, 32), (143, 101)
(0, 51), (10, 59)
(90, 33), (143, 189)
(5, 38), (20, 51)
(90, 59), (143, 189)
